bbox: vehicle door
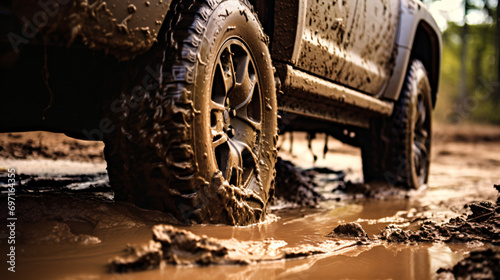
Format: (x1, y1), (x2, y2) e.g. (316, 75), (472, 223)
(292, 0), (400, 96)
(292, 0), (358, 84)
(339, 0), (400, 95)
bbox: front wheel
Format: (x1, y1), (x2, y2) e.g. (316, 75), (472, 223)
(362, 60), (433, 189)
(104, 0), (278, 225)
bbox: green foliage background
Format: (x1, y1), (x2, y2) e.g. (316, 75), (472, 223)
(435, 23), (500, 123)
(428, 1), (500, 124)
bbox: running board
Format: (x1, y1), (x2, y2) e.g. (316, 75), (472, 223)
(277, 64), (394, 128)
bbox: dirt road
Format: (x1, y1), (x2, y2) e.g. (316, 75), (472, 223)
(0, 123), (499, 279)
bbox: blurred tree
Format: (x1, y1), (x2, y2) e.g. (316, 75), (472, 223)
(497, 2), (500, 101)
(468, 0), (499, 103)
(423, 0), (499, 123)
(459, 0), (470, 104)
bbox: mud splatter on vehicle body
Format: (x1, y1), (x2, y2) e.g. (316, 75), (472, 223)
(293, 0), (400, 95)
(8, 0), (171, 60)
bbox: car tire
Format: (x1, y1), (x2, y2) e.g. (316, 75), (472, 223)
(361, 60), (432, 189)
(103, 0), (277, 225)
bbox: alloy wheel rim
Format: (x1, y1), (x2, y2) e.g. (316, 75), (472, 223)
(413, 92), (431, 184)
(209, 38), (262, 187)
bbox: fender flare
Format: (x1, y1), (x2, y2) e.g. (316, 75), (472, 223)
(383, 0), (442, 106)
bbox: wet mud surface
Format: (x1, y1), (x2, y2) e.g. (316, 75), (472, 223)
(0, 132), (104, 162)
(378, 190), (500, 245)
(1, 124), (500, 279)
(110, 224), (350, 271)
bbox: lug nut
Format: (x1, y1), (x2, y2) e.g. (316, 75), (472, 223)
(230, 109), (237, 118)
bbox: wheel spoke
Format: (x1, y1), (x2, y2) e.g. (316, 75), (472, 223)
(413, 143), (422, 174)
(210, 103), (225, 137)
(224, 140), (243, 186)
(416, 98), (427, 129)
(415, 128), (428, 140)
(413, 132), (429, 177)
(227, 47), (256, 109)
(212, 48), (236, 105)
(211, 100), (225, 111)
(235, 113), (262, 131)
(213, 133), (228, 149)
(230, 118), (258, 151)
(233, 78), (256, 111)
(219, 47), (236, 95)
(416, 141), (428, 159)
(234, 82), (262, 131)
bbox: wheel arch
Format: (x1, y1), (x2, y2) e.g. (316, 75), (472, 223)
(410, 21), (441, 107)
(248, 0), (275, 35)
(383, 0), (442, 108)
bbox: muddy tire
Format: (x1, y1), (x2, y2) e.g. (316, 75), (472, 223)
(361, 60), (432, 189)
(103, 0), (278, 225)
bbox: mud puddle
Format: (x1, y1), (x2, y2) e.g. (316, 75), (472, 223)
(1, 124), (500, 279)
(0, 186), (471, 280)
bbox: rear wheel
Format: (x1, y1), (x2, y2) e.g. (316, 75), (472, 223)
(361, 60), (432, 189)
(104, 0), (277, 225)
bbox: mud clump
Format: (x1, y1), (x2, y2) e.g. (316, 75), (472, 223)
(111, 241), (163, 272)
(378, 224), (412, 243)
(437, 248), (500, 280)
(378, 185), (500, 245)
(274, 158), (323, 207)
(328, 222), (368, 239)
(152, 225), (232, 265)
(109, 225), (252, 271)
(378, 221), (451, 243)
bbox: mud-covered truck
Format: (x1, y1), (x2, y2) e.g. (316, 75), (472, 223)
(0, 0), (441, 225)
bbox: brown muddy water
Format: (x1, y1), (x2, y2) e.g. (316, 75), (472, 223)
(0, 124), (499, 280)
